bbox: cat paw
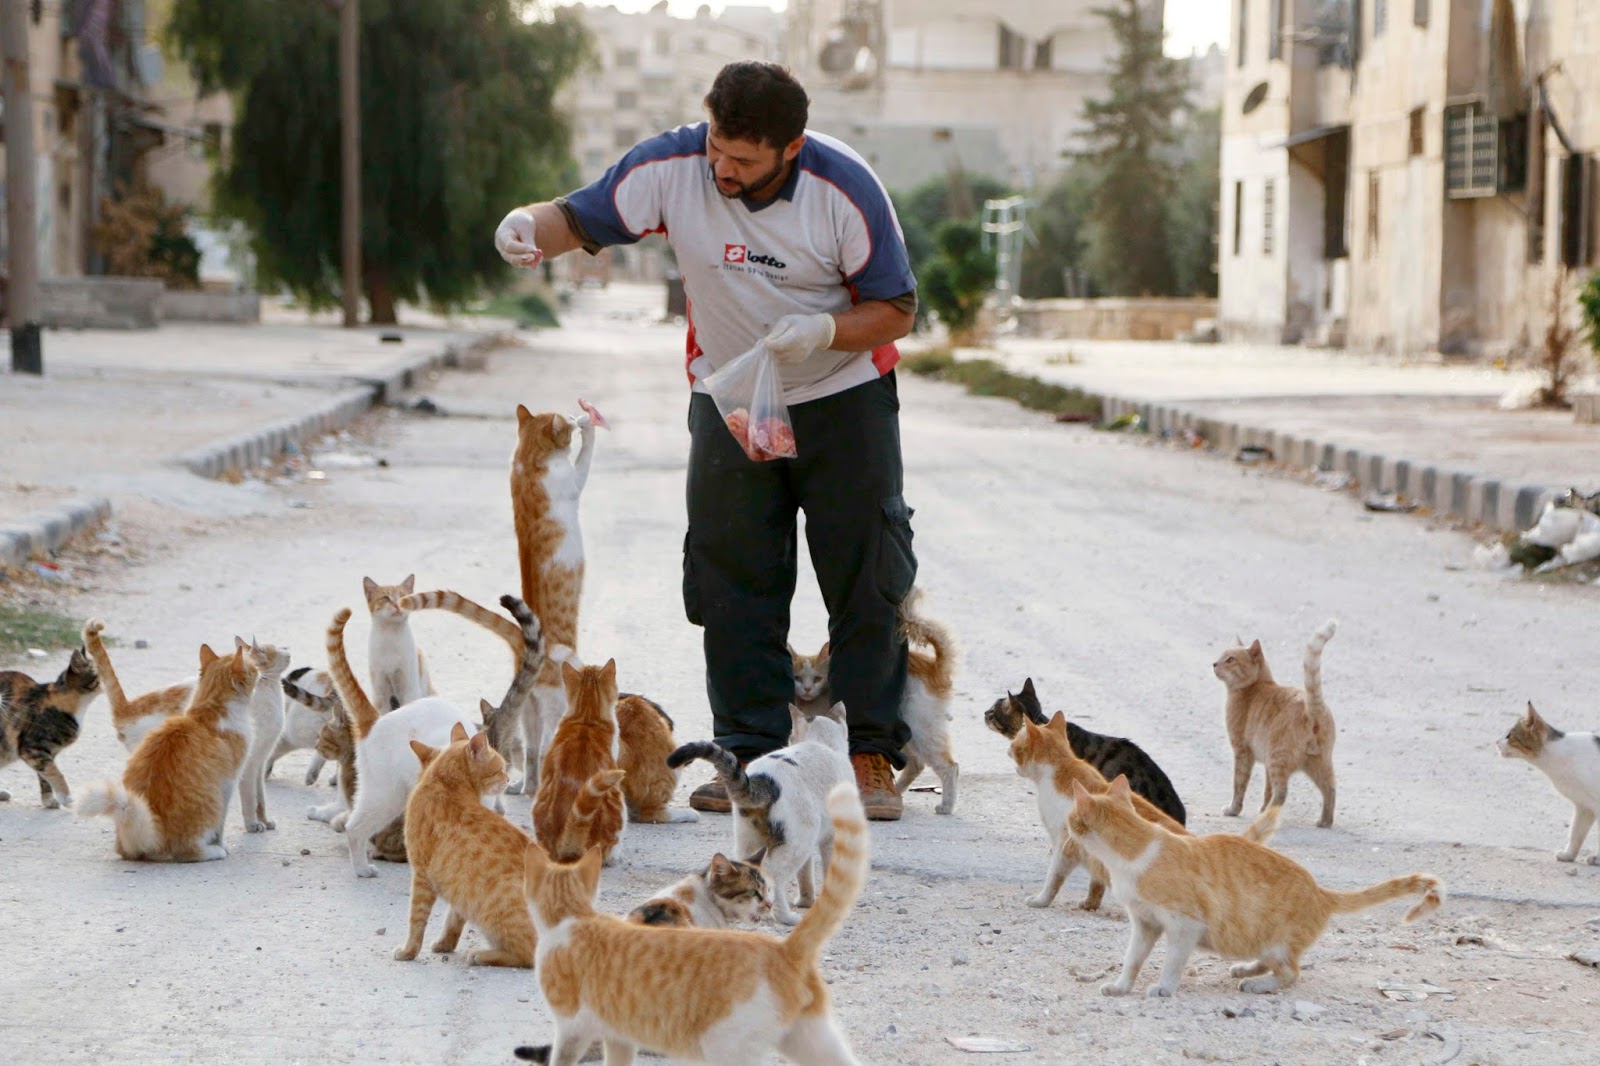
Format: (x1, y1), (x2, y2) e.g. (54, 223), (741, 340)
(1146, 985), (1176, 999)
(669, 809), (701, 823)
(1587, 854), (1600, 866)
(429, 939), (457, 954)
(303, 770), (319, 786)
(246, 822), (265, 834)
(392, 945), (419, 961)
(1240, 976), (1281, 994)
(261, 818), (276, 831)
(934, 802), (955, 815)
(1099, 981), (1130, 998)
(41, 797), (61, 810)
(331, 813), (349, 832)
(356, 864), (378, 879)
(1316, 816), (1334, 829)
(1556, 850), (1578, 863)
(1025, 895), (1053, 909)
(1222, 805), (1242, 817)
(773, 911), (801, 927)
(1228, 963), (1260, 978)
(504, 779), (526, 796)
(56, 793), (73, 808)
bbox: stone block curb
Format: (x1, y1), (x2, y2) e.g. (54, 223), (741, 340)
(1098, 395), (1555, 534)
(0, 497), (113, 570)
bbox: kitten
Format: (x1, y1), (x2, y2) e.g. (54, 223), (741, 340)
(236, 640), (292, 834)
(270, 666), (335, 786)
(324, 606), (481, 877)
(616, 692), (698, 824)
(1069, 775), (1441, 997)
(511, 405), (595, 794)
(1009, 711), (1190, 910)
(983, 677), (1187, 825)
(517, 783), (867, 1065)
(668, 703), (854, 926)
(287, 683), (408, 862)
(628, 851), (773, 928)
(531, 660), (625, 864)
(81, 619), (192, 753)
(790, 588), (961, 814)
(1498, 702), (1600, 863)
(394, 723), (538, 968)
(362, 575), (435, 714)
(78, 640), (259, 861)
(0, 646), (100, 807)
(1214, 620), (1339, 827)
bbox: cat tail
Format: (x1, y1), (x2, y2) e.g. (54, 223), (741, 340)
(80, 619), (130, 721)
(1301, 619), (1338, 755)
(1242, 805), (1281, 845)
(398, 589), (527, 662)
(553, 768), (626, 862)
(665, 742), (778, 810)
(783, 783), (870, 967)
(1323, 874), (1444, 923)
(325, 608), (380, 740)
(492, 594), (547, 717)
(511, 1045), (551, 1062)
(897, 588), (958, 692)
(77, 781), (162, 855)
(281, 677), (338, 716)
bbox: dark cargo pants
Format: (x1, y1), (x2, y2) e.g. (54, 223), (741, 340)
(682, 371), (916, 766)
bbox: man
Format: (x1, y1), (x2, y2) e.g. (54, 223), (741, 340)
(493, 61), (918, 820)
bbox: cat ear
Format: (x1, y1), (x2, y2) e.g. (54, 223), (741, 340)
(467, 731), (489, 757)
(744, 847), (767, 866)
(819, 641), (830, 658)
(409, 738), (438, 765)
(1525, 702), (1541, 723)
(561, 660), (581, 687)
(1249, 639), (1263, 657)
(234, 635), (249, 653)
(450, 721), (469, 743)
(516, 403), (533, 426)
(523, 840), (549, 897)
(577, 846), (604, 895)
(1234, 634), (1243, 647)
(1069, 780), (1092, 805)
(1048, 710), (1068, 734)
(788, 703), (808, 737)
(786, 642), (797, 657)
(1022, 678), (1036, 699)
(199, 643), (219, 668)
(1107, 774), (1133, 801)
(479, 697), (496, 723)
(827, 701), (848, 725)
(362, 576), (378, 597)
(401, 574), (416, 594)
(600, 658), (617, 682)
(708, 853), (734, 876)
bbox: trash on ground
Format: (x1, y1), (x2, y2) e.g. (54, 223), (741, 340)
(1478, 496), (1600, 574)
(1096, 412), (1143, 433)
(1053, 411), (1095, 423)
(1314, 469), (1352, 491)
(312, 450), (381, 470)
(1236, 444), (1274, 464)
(1364, 490), (1421, 514)
(1376, 979), (1452, 1002)
(26, 647), (47, 658)
(406, 397), (444, 416)
(945, 1036), (1032, 1054)
(30, 561), (65, 581)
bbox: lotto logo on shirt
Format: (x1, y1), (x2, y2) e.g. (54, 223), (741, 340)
(724, 244), (747, 264)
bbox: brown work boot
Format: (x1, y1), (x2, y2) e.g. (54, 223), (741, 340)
(689, 776), (732, 814)
(851, 753), (903, 821)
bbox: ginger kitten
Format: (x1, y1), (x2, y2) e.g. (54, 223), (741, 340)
(1068, 776), (1441, 997)
(616, 693), (698, 824)
(1498, 702), (1600, 863)
(394, 723), (538, 968)
(78, 640), (259, 861)
(1213, 620), (1339, 827)
(517, 783), (868, 1065)
(531, 659), (624, 864)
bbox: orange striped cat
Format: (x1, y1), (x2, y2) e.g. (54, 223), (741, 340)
(78, 640), (260, 862)
(396, 723), (537, 968)
(81, 619), (193, 753)
(517, 783), (867, 1064)
(616, 693), (697, 824)
(531, 659), (624, 864)
(1068, 775), (1441, 998)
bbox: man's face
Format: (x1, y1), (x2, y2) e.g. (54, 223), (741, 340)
(706, 127), (802, 200)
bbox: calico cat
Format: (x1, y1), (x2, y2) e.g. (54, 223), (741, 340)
(394, 723), (538, 968)
(81, 620), (192, 753)
(791, 588), (960, 814)
(1498, 702), (1600, 863)
(1009, 711), (1190, 911)
(616, 693), (698, 824)
(270, 666), (335, 785)
(668, 703), (854, 926)
(531, 659), (625, 864)
(286, 680), (408, 862)
(1069, 775), (1441, 997)
(629, 851), (773, 928)
(78, 640), (259, 861)
(324, 607), (481, 877)
(983, 677), (1187, 825)
(0, 647), (100, 807)
(510, 405), (596, 794)
(517, 783), (867, 1065)
(362, 575), (435, 714)
(1214, 620), (1338, 827)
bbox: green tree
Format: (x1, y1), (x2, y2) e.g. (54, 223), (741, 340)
(1018, 162), (1095, 299)
(920, 219), (997, 340)
(1167, 106), (1221, 297)
(167, 1), (588, 323)
(1079, 0), (1190, 296)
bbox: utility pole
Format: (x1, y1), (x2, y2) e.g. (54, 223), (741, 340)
(2, 0), (42, 373)
(340, 0), (361, 328)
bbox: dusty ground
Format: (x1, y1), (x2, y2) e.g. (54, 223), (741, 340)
(2, 298), (1598, 1064)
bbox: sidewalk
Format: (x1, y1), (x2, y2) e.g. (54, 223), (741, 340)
(907, 333), (1600, 533)
(1, 317), (507, 569)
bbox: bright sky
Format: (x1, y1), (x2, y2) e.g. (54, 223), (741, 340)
(587, 1), (1231, 56)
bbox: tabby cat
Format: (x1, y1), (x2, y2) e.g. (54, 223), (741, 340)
(531, 659), (624, 864)
(0, 647), (100, 807)
(616, 693), (697, 824)
(628, 851), (773, 928)
(1498, 702), (1600, 864)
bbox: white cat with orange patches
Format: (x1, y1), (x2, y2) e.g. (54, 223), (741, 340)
(518, 783), (867, 1065)
(1068, 776), (1442, 998)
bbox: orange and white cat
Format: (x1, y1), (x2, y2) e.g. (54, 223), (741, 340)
(1068, 776), (1441, 998)
(81, 620), (194, 753)
(1213, 620), (1338, 827)
(394, 723), (538, 968)
(518, 783), (868, 1064)
(511, 405), (595, 794)
(531, 659), (624, 864)
(78, 640), (261, 862)
(362, 575), (434, 713)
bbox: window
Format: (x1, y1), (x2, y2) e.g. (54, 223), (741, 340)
(1414, 0), (1429, 26)
(1324, 128), (1350, 258)
(1237, 0), (1248, 67)
(1232, 181), (1244, 255)
(653, 30), (671, 55)
(1263, 179), (1276, 256)
(613, 48), (639, 69)
(998, 24), (1027, 70)
(1366, 171), (1380, 255)
(614, 127), (638, 150)
(1374, 0), (1387, 36)
(1445, 101), (1498, 198)
(1408, 107), (1424, 156)
(1269, 0), (1284, 60)
(1528, 111), (1546, 263)
(1033, 37), (1053, 70)
(1559, 154), (1597, 268)
(615, 90), (638, 110)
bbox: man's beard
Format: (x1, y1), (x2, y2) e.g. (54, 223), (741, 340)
(712, 156), (787, 199)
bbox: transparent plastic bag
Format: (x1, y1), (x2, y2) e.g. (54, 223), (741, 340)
(701, 340), (798, 461)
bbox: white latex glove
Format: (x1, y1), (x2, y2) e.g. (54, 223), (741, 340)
(495, 207), (543, 269)
(763, 313), (837, 365)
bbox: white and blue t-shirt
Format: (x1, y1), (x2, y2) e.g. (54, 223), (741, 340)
(557, 123), (917, 405)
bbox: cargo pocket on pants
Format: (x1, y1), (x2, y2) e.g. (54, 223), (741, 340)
(682, 532), (705, 627)
(876, 496), (918, 605)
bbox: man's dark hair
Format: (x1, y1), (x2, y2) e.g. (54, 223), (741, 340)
(703, 62), (809, 148)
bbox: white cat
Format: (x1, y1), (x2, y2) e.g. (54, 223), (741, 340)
(237, 641), (292, 833)
(667, 703), (854, 925)
(269, 666), (335, 786)
(361, 575), (434, 714)
(1498, 702), (1600, 863)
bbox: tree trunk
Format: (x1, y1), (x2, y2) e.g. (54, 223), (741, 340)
(364, 265), (397, 325)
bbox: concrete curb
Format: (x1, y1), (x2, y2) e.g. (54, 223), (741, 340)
(0, 497), (113, 571)
(1100, 396), (1555, 534)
